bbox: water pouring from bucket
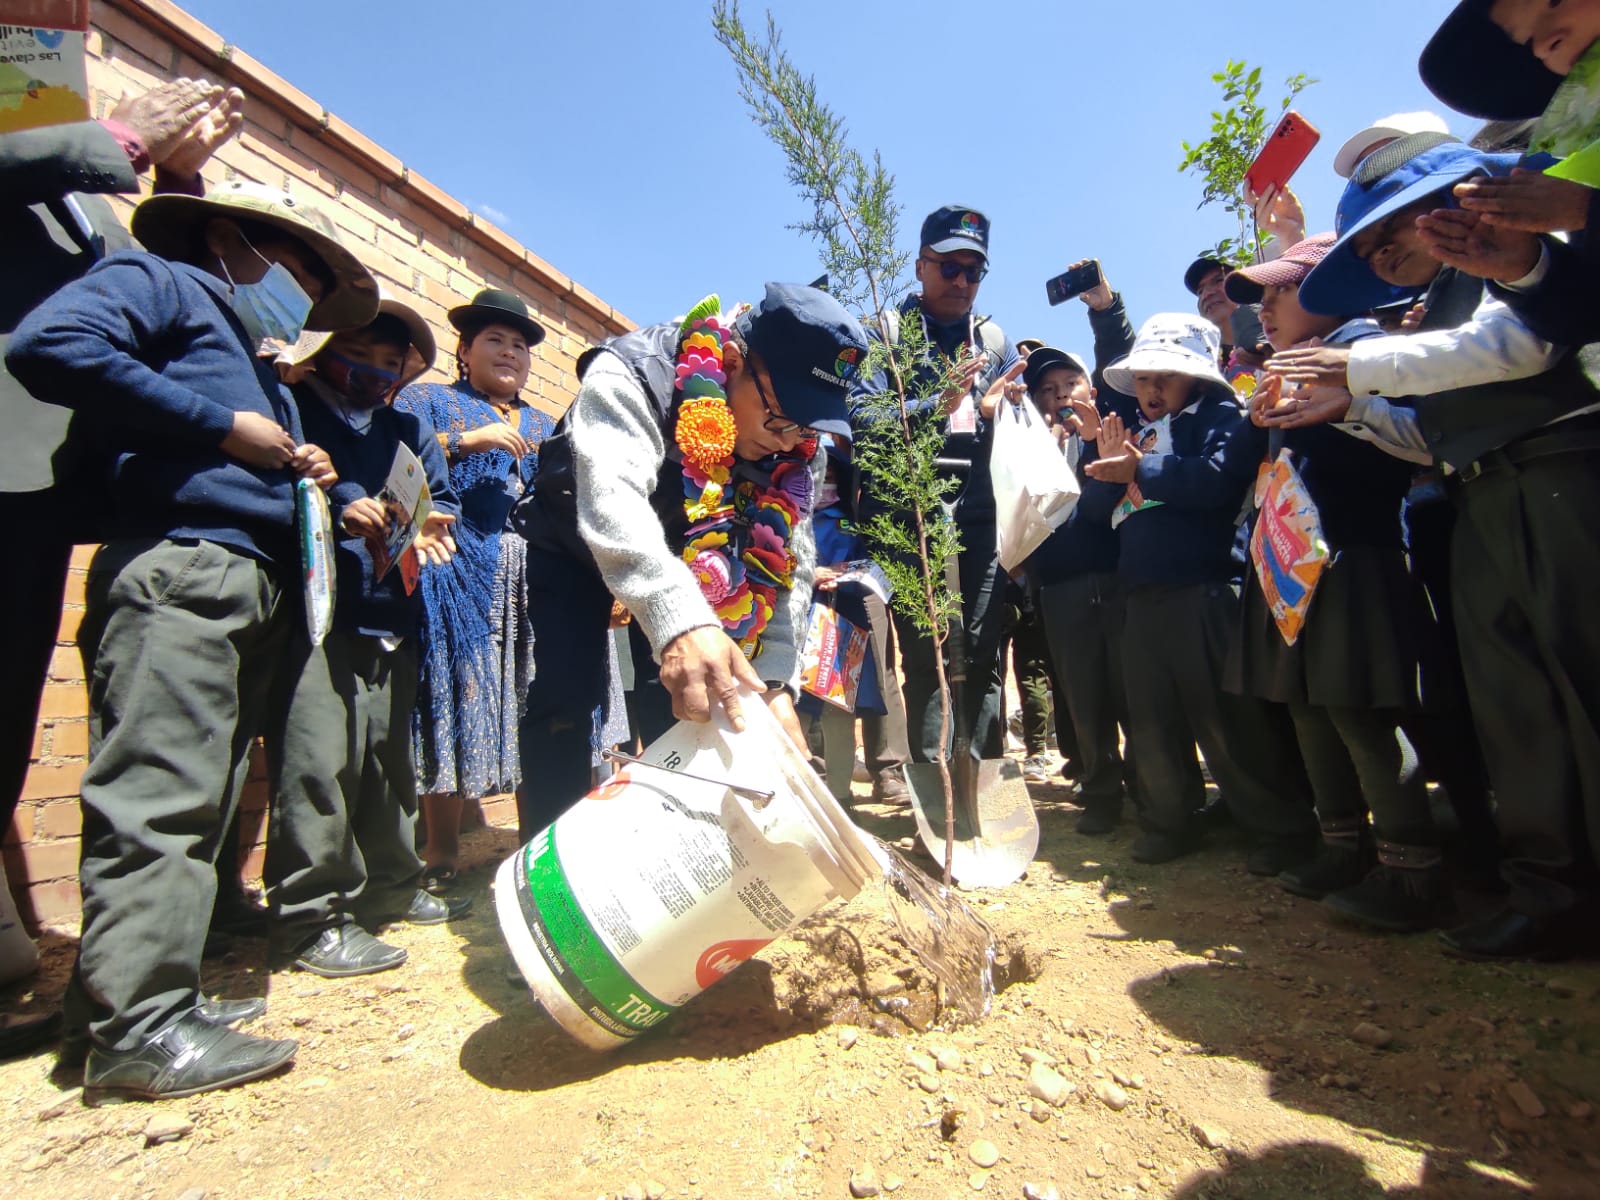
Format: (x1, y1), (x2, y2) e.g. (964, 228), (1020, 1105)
(496, 688), (1001, 1050)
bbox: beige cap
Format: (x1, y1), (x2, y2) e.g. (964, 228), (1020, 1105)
(1333, 111), (1452, 178)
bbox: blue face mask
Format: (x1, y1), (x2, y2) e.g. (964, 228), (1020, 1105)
(221, 237), (314, 345)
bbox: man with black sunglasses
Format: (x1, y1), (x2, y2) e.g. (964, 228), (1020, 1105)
(850, 204), (1022, 768)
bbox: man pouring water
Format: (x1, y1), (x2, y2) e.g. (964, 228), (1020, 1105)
(513, 283), (870, 838)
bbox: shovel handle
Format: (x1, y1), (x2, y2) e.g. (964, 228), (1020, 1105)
(600, 748), (776, 804)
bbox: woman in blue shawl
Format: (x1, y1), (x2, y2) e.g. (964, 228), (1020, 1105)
(394, 289), (552, 890)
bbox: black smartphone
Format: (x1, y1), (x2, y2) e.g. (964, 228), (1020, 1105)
(1045, 260), (1102, 306)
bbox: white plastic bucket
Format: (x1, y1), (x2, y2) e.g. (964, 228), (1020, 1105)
(496, 691), (883, 1051)
(0, 859), (39, 987)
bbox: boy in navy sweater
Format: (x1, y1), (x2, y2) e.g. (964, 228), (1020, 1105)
(6, 181), (379, 1101)
(1080, 314), (1315, 868)
(267, 297), (465, 979)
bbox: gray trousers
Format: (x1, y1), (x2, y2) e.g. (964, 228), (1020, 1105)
(1039, 573), (1130, 812)
(72, 539), (288, 1050)
(264, 631), (424, 940)
(1121, 582), (1315, 842)
(1452, 450), (1600, 918)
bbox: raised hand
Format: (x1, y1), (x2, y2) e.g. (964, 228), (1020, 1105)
(1454, 169), (1594, 234)
(1415, 207), (1543, 283)
(110, 78), (222, 165)
(158, 86), (246, 179)
(1264, 340), (1351, 389)
(1247, 181), (1307, 251)
(980, 358), (1027, 420)
(1072, 259), (1115, 312)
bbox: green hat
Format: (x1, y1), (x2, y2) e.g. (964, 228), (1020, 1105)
(131, 180), (379, 332)
(447, 288), (546, 346)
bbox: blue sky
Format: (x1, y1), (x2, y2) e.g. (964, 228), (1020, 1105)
(177, 0), (1466, 354)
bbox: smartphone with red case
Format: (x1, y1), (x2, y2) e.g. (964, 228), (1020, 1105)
(1245, 111), (1321, 198)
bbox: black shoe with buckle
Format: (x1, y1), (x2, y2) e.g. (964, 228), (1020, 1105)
(59, 996), (267, 1070)
(83, 1012), (296, 1104)
(291, 924), (407, 978)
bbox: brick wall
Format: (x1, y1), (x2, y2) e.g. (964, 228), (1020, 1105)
(1, 0), (632, 928)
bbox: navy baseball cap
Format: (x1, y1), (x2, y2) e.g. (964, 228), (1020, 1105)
(1022, 347), (1091, 392)
(920, 205), (991, 260)
(1298, 135), (1519, 315)
(1421, 0), (1564, 120)
(1183, 256), (1230, 295)
(737, 282), (869, 440)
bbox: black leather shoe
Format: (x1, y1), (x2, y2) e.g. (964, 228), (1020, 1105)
(871, 768), (910, 804)
(1440, 908), (1577, 962)
(83, 1013), (296, 1103)
(400, 889), (473, 926)
(1075, 805), (1120, 837)
(1279, 841), (1370, 899)
(1, 1012), (63, 1061)
(1246, 835), (1319, 878)
(59, 996), (268, 1070)
(292, 924), (407, 978)
(1325, 864), (1452, 933)
(1131, 831), (1199, 865)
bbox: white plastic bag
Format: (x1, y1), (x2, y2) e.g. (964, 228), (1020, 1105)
(990, 400), (1080, 570)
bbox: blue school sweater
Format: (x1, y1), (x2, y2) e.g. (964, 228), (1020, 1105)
(1078, 390), (1257, 590)
(5, 250), (304, 565)
(295, 382), (460, 641)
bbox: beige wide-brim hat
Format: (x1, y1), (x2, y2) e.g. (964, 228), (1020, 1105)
(277, 289), (437, 387)
(1102, 313), (1230, 398)
(132, 180), (379, 332)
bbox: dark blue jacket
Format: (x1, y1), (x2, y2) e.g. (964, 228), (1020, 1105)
(1079, 388), (1257, 590)
(295, 384), (460, 640)
(1029, 295), (1139, 587)
(6, 250), (305, 565)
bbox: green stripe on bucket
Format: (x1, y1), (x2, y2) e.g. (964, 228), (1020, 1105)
(517, 826), (677, 1037)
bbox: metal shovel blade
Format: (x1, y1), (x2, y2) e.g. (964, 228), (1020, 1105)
(904, 756), (1040, 888)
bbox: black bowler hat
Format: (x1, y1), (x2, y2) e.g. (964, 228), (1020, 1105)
(920, 204), (991, 260)
(448, 288), (546, 346)
(736, 282), (869, 440)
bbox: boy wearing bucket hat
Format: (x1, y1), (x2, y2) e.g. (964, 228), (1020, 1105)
(1078, 315), (1316, 869)
(1268, 136), (1600, 961)
(1024, 345), (1138, 836)
(513, 283), (868, 833)
(6, 180), (379, 1099)
(265, 296), (470, 979)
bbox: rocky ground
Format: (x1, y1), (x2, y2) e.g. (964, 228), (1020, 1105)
(2, 772), (1597, 1200)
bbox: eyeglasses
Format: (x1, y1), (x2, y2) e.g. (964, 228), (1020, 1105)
(919, 255), (988, 285)
(752, 369), (819, 438)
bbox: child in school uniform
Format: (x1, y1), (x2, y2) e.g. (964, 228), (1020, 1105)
(1223, 236), (1448, 933)
(266, 296), (468, 979)
(1270, 136), (1600, 961)
(1079, 314), (1316, 868)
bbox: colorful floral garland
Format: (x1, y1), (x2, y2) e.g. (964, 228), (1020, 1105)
(675, 295), (815, 661)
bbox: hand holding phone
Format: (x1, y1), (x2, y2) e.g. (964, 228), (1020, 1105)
(1245, 111), (1321, 201)
(1045, 259), (1103, 306)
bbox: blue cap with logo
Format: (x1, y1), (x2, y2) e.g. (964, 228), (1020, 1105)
(1298, 134), (1520, 315)
(920, 205), (991, 261)
(736, 282), (869, 440)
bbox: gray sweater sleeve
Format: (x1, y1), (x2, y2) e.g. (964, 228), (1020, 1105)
(569, 355), (719, 657)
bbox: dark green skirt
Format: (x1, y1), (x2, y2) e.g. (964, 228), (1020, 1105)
(1226, 544), (1421, 710)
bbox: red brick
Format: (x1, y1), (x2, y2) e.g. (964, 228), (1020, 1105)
(48, 722), (90, 759)
(39, 684), (88, 721)
(63, 570), (87, 606)
(219, 45), (324, 130)
(464, 213), (526, 271)
(22, 762), (85, 803)
(93, 1), (179, 74)
(33, 802), (82, 841)
(114, 0), (229, 62)
(69, 543), (99, 570)
(4, 804), (35, 847)
(322, 113), (404, 186)
(48, 645), (84, 683)
(238, 779), (268, 813)
(18, 837), (80, 883)
(23, 877), (82, 928)
(479, 794), (517, 830)
(56, 606), (84, 646)
(239, 845), (265, 883)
